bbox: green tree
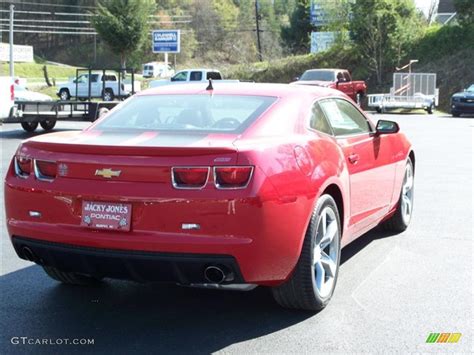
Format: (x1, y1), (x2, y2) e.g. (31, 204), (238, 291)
(92, 0), (155, 69)
(281, 0), (314, 54)
(454, 0), (474, 26)
(350, 0), (424, 85)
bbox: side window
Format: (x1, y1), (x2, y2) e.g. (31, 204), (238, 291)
(320, 99), (371, 136)
(343, 72), (351, 82)
(207, 71), (222, 80)
(190, 71), (203, 81)
(309, 102), (333, 135)
(171, 71), (188, 81)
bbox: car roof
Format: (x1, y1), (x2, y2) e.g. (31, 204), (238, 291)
(138, 82), (344, 99)
(175, 68), (220, 72)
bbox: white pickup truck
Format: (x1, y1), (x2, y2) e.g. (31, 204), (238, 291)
(0, 76), (14, 119)
(149, 69), (229, 88)
(57, 73), (140, 101)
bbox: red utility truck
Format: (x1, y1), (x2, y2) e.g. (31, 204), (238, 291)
(291, 69), (367, 105)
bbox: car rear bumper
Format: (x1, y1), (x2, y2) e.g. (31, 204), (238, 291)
(12, 236), (245, 284)
(5, 173), (313, 286)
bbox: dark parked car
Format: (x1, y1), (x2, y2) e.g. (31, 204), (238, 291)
(451, 84), (474, 117)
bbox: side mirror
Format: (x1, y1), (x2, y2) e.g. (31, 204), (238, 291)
(376, 120), (399, 134)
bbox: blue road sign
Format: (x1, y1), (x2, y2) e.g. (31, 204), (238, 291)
(152, 30), (181, 54)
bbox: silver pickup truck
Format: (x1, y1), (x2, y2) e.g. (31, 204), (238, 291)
(57, 73), (141, 101)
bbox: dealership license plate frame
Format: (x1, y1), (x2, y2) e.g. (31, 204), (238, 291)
(81, 201), (132, 232)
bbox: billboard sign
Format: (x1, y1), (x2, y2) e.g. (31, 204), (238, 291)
(310, 31), (336, 53)
(152, 30), (181, 53)
(310, 1), (329, 27)
(0, 43), (34, 62)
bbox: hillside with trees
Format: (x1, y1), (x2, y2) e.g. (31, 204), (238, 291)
(1, 0), (473, 110)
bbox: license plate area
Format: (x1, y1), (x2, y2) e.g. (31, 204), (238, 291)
(81, 201), (132, 231)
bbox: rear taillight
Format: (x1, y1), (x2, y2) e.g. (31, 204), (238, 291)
(34, 160), (57, 181)
(172, 167), (209, 189)
(10, 84), (14, 101)
(14, 156), (32, 178)
(214, 166), (253, 189)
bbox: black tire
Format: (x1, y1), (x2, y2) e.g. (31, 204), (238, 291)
(382, 158), (414, 233)
(376, 107), (382, 113)
(272, 194), (341, 311)
(452, 112), (460, 117)
(102, 89), (115, 101)
(427, 103), (434, 114)
(59, 89), (70, 101)
(43, 266), (102, 286)
(21, 121), (38, 132)
(40, 120), (56, 131)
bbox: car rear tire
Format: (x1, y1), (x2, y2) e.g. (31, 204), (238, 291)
(40, 120), (56, 131)
(452, 112), (460, 117)
(21, 122), (38, 132)
(102, 89), (114, 101)
(382, 158), (414, 233)
(272, 194), (341, 311)
(43, 266), (102, 286)
(59, 89), (70, 101)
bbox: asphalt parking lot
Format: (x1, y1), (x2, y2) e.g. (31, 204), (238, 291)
(0, 113), (472, 353)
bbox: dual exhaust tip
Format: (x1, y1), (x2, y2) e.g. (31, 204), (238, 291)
(204, 265), (233, 284)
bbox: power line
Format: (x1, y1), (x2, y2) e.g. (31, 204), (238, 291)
(0, 28), (96, 35)
(0, 9), (93, 16)
(9, 1), (97, 9)
(0, 23), (94, 31)
(0, 18), (90, 24)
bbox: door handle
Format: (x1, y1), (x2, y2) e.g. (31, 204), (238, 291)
(348, 153), (359, 164)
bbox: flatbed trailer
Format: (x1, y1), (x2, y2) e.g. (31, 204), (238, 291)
(2, 100), (119, 132)
(368, 73), (439, 114)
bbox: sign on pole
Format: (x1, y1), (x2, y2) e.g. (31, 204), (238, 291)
(152, 30), (181, 54)
(310, 31), (336, 53)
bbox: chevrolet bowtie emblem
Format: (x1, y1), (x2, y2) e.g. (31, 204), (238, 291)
(95, 168), (121, 179)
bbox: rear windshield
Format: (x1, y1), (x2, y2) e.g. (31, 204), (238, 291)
(300, 70), (335, 82)
(95, 94), (277, 133)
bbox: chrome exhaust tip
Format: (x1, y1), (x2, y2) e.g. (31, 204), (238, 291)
(21, 246), (37, 262)
(204, 266), (226, 284)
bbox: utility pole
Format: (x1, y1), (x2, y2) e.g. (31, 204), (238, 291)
(9, 4), (14, 78)
(255, 0), (263, 62)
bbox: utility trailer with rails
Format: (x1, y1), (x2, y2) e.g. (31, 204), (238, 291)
(2, 68), (137, 132)
(368, 73), (439, 114)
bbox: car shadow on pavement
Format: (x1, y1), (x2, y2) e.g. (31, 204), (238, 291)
(341, 226), (399, 265)
(0, 265), (313, 353)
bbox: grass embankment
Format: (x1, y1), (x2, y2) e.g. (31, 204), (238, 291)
(224, 46), (363, 84)
(225, 25), (474, 113)
(1, 62), (78, 81)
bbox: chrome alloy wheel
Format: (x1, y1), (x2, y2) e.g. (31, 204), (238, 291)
(313, 206), (339, 298)
(401, 162), (414, 225)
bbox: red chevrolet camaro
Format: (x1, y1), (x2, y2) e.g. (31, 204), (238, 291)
(4, 83), (414, 311)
